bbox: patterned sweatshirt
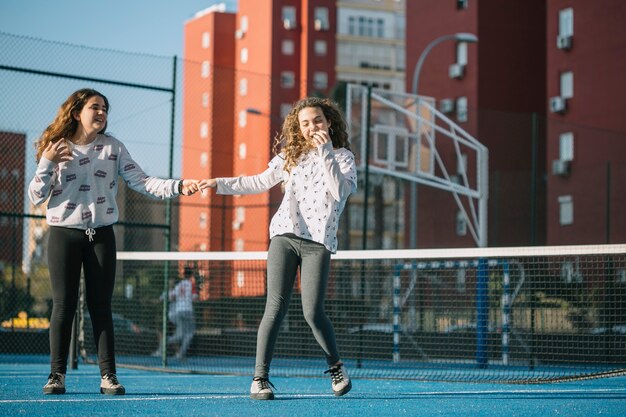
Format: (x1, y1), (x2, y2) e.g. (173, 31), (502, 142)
(28, 134), (181, 229)
(216, 142), (357, 253)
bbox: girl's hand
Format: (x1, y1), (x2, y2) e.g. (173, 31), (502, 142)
(180, 179), (202, 196)
(42, 139), (73, 164)
(198, 178), (217, 192)
(310, 130), (330, 147)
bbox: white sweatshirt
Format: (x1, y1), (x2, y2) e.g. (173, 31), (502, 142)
(28, 134), (181, 229)
(216, 143), (357, 253)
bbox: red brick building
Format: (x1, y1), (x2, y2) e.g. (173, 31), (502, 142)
(180, 1), (336, 296)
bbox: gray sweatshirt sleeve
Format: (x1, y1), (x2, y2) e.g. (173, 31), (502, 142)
(118, 142), (179, 199)
(28, 157), (58, 206)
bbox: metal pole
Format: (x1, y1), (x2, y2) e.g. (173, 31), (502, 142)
(160, 55), (177, 366)
(357, 86), (373, 369)
(410, 33), (478, 248)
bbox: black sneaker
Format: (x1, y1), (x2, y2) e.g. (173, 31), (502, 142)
(100, 373), (125, 395)
(43, 372), (66, 395)
(250, 377), (275, 400)
(324, 363), (352, 396)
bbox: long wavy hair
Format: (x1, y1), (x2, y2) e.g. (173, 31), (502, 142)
(272, 97), (350, 174)
(35, 88), (109, 161)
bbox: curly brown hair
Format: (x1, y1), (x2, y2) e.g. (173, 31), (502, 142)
(272, 97), (350, 173)
(35, 88), (109, 161)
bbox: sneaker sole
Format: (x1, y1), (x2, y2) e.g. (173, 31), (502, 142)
(100, 387), (126, 395)
(250, 392), (275, 400)
(43, 387), (66, 395)
(333, 380), (352, 397)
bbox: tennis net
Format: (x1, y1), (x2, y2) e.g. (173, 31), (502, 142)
(81, 244), (626, 382)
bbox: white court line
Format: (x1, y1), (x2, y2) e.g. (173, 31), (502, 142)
(0, 393), (327, 404)
(2, 388), (626, 404)
(399, 388), (626, 395)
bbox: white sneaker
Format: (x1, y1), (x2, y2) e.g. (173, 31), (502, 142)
(43, 372), (66, 394)
(250, 377), (275, 400)
(100, 373), (125, 395)
(325, 363), (352, 396)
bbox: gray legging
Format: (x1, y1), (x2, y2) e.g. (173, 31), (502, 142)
(254, 234), (340, 379)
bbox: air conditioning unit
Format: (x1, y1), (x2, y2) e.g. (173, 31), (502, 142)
(557, 34), (572, 50)
(449, 63), (465, 79)
(439, 99), (454, 114)
(283, 19), (295, 30)
(552, 159), (571, 176)
(550, 96), (567, 113)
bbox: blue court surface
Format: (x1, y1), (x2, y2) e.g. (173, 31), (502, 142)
(1, 358), (625, 417)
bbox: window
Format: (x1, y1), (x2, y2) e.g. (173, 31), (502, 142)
(314, 7), (329, 31)
(456, 96), (468, 122)
(200, 122), (208, 138)
(235, 238), (245, 251)
(282, 39), (294, 55)
(457, 0), (468, 10)
(558, 195), (573, 225)
(238, 110), (247, 127)
(282, 6), (296, 30)
(358, 17), (366, 36)
(200, 152), (208, 167)
(313, 72), (328, 90)
(240, 47), (248, 64)
(240, 15), (248, 33)
(456, 42), (468, 65)
(376, 18), (384, 38)
(202, 92), (209, 107)
(281, 71), (295, 88)
(559, 8), (574, 37)
(314, 40), (327, 56)
(238, 143), (247, 160)
(239, 78), (247, 96)
(560, 71), (574, 99)
(559, 132), (574, 161)
(280, 103), (292, 119)
(457, 153), (468, 175)
(235, 206), (245, 224)
(456, 211), (467, 236)
(201, 61), (210, 78)
(199, 212), (207, 229)
(202, 32), (211, 49)
(348, 16), (356, 35)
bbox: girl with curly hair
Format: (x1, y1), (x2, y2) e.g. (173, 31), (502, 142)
(200, 97), (356, 400)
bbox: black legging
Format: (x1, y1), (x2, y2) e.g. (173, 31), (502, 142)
(47, 225), (117, 376)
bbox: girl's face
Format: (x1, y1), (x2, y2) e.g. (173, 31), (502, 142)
(298, 106), (330, 143)
(74, 95), (108, 136)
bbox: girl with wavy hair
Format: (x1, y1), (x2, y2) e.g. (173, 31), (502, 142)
(200, 96), (356, 400)
(29, 88), (202, 395)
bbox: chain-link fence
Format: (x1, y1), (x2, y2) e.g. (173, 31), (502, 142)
(2, 31), (625, 369)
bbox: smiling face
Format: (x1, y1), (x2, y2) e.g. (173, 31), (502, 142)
(297, 106), (330, 144)
(74, 95), (108, 139)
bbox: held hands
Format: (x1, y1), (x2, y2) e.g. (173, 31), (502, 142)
(180, 179), (202, 196)
(180, 179), (217, 196)
(43, 139), (73, 164)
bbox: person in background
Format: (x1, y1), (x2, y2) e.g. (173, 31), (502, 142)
(28, 88), (202, 395)
(154, 266), (197, 360)
(199, 97), (357, 400)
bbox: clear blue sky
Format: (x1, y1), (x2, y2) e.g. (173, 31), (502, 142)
(0, 0), (237, 57)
